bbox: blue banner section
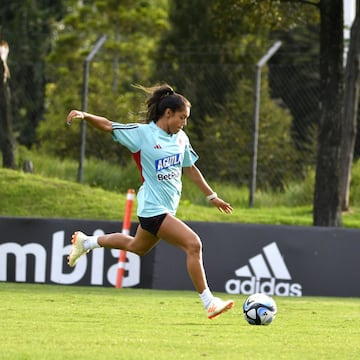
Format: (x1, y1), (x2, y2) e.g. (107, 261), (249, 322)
(0, 217), (359, 297)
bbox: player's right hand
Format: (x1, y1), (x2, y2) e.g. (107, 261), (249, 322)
(66, 110), (84, 126)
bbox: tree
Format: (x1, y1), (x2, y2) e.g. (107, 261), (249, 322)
(339, 0), (360, 211)
(0, 0), (65, 149)
(275, 0), (346, 226)
(0, 37), (15, 168)
(313, 0), (343, 226)
(153, 0), (319, 185)
(37, 0), (169, 165)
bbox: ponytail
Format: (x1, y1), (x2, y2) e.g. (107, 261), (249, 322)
(134, 83), (191, 123)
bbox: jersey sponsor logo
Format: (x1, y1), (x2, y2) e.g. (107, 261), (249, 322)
(157, 169), (181, 181)
(155, 153), (182, 172)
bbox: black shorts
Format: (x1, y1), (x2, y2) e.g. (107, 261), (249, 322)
(138, 213), (168, 237)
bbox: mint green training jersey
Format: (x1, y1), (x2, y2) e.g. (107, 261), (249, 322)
(112, 121), (199, 217)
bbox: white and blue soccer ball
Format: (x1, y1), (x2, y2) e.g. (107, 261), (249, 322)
(243, 293), (277, 325)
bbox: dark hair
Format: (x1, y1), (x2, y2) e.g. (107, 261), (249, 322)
(134, 83), (191, 123)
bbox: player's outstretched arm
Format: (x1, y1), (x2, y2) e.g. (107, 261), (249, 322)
(183, 165), (233, 214)
(66, 110), (113, 133)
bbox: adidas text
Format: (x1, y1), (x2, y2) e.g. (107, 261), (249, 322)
(226, 242), (303, 296)
(225, 276), (302, 296)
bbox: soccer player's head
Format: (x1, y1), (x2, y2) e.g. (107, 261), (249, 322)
(137, 83), (191, 124)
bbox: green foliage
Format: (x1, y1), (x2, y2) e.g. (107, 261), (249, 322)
(17, 146), (141, 193)
(256, 172), (315, 207)
(152, 0), (320, 188)
(37, 0), (169, 162)
(3, 0), (322, 193)
(211, 0), (319, 36)
(0, 0), (65, 147)
(270, 23), (321, 171)
(193, 71), (300, 189)
(1, 283), (360, 359)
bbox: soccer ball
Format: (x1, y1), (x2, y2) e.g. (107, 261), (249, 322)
(243, 293), (277, 325)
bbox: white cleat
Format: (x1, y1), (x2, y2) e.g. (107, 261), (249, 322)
(207, 297), (234, 319)
(67, 231), (89, 267)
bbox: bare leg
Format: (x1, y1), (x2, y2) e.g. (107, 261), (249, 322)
(97, 225), (160, 256)
(72, 216), (233, 318)
(157, 214), (208, 293)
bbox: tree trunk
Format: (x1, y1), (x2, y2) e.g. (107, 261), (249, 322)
(0, 59), (16, 169)
(313, 0), (343, 226)
(339, 4), (360, 211)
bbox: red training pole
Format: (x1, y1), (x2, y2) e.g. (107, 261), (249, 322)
(116, 189), (135, 288)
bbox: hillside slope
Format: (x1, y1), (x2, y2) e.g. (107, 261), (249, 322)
(2, 168), (359, 227)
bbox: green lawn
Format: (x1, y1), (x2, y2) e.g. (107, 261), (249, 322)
(1, 166), (360, 359)
(2, 167), (360, 227)
(1, 283), (359, 360)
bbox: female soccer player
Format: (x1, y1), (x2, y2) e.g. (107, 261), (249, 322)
(66, 84), (234, 319)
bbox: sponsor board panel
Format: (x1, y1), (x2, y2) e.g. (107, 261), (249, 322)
(0, 217), (154, 288)
(152, 222), (360, 297)
(1, 217), (359, 297)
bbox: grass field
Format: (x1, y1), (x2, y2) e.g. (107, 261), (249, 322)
(1, 283), (359, 360)
(1, 155), (360, 359)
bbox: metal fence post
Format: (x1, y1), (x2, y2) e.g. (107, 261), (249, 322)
(249, 41), (282, 207)
(77, 34), (107, 183)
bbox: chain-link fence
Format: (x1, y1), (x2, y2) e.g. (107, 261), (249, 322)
(151, 62), (320, 199)
(9, 59), (320, 205)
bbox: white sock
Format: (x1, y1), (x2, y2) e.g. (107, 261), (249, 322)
(83, 235), (101, 251)
(199, 288), (215, 309)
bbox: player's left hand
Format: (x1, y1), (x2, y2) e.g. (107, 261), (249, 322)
(211, 197), (233, 214)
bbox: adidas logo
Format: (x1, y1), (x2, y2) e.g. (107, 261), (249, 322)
(225, 242), (302, 296)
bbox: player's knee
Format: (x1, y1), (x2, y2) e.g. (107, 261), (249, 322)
(186, 234), (202, 256)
